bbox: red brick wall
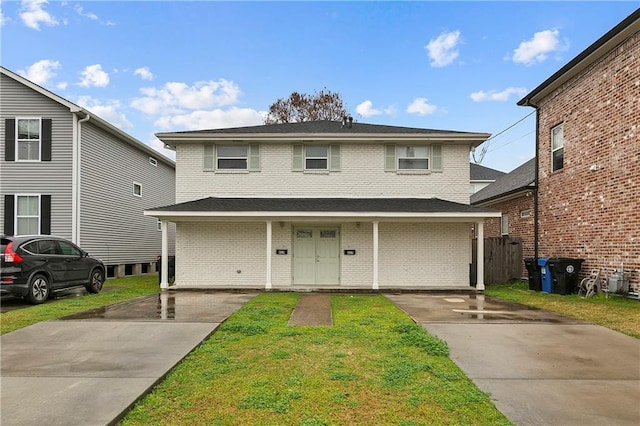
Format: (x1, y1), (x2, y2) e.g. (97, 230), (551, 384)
(536, 30), (639, 290)
(483, 194), (535, 277)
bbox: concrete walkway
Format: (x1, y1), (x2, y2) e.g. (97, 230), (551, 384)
(0, 291), (257, 426)
(288, 293), (333, 326)
(386, 293), (640, 426)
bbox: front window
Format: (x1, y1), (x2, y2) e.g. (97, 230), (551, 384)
(398, 146), (429, 170)
(305, 146), (328, 170)
(217, 145), (248, 169)
(16, 195), (40, 235)
(552, 124), (564, 171)
(17, 118), (41, 161)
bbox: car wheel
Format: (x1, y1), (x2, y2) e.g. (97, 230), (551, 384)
(85, 269), (104, 294)
(26, 274), (50, 305)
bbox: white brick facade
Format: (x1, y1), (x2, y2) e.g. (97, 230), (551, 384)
(149, 121), (497, 290)
(175, 143), (471, 204)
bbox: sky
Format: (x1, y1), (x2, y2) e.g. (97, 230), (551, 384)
(1, 1), (638, 172)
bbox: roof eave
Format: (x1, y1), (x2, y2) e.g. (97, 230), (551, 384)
(518, 9), (640, 107)
(471, 185), (536, 207)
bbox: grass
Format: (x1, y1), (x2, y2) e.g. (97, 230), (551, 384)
(121, 293), (511, 426)
(485, 281), (640, 338)
(0, 275), (160, 335)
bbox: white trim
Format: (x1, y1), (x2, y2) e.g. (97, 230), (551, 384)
(160, 221), (169, 289)
(145, 210), (502, 220)
(14, 194), (41, 236)
(266, 221), (272, 289)
(149, 156), (158, 167)
(15, 117), (42, 162)
(372, 221), (379, 290)
(476, 220), (485, 290)
(133, 182), (142, 197)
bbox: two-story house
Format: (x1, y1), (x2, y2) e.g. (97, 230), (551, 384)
(146, 120), (500, 291)
(517, 9), (640, 294)
(1, 66), (176, 277)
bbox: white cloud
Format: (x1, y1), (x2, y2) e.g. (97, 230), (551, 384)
(356, 100), (382, 117)
(134, 67), (154, 81)
(512, 29), (566, 65)
(145, 134), (176, 160)
(56, 81), (68, 90)
(78, 64), (109, 87)
(425, 30), (461, 67)
(76, 96), (133, 130)
(74, 5), (98, 20)
(406, 98), (438, 115)
(20, 0), (59, 30)
(470, 87), (527, 102)
(131, 79), (241, 115)
(18, 59), (60, 85)
(154, 107), (265, 131)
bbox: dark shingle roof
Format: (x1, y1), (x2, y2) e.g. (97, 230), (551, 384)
(470, 163), (506, 181)
(162, 120), (479, 135)
(470, 158), (535, 205)
(149, 197), (497, 214)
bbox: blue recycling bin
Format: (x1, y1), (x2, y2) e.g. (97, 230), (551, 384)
(537, 257), (552, 293)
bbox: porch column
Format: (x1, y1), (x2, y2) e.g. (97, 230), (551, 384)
(160, 220), (169, 290)
(476, 220), (485, 290)
(265, 221), (272, 289)
(372, 221), (379, 290)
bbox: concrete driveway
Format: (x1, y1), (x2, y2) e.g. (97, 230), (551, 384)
(0, 291), (257, 426)
(386, 293), (640, 426)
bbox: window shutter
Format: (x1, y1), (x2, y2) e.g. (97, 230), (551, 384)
(431, 144), (442, 171)
(292, 144), (303, 171)
(384, 144), (396, 171)
(249, 144), (261, 171)
(203, 143), (214, 170)
(4, 195), (14, 235)
(5, 119), (15, 161)
(41, 195), (51, 235)
(41, 119), (52, 161)
(329, 144), (341, 171)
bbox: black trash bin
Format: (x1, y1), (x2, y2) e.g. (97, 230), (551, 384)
(157, 255), (175, 285)
(524, 257), (541, 291)
(547, 258), (584, 295)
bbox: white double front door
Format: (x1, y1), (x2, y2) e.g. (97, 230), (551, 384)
(293, 226), (340, 285)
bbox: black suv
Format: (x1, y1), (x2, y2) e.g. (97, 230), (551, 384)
(1, 235), (105, 304)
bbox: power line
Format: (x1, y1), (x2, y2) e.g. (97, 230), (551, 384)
(472, 110), (536, 164)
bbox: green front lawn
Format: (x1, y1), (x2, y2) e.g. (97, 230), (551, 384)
(121, 293), (511, 425)
(485, 281), (640, 338)
(0, 275), (159, 335)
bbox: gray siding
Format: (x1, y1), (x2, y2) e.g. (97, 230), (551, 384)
(0, 74), (73, 237)
(80, 122), (175, 264)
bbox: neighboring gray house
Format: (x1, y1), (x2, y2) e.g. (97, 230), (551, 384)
(470, 163), (505, 194)
(0, 66), (176, 277)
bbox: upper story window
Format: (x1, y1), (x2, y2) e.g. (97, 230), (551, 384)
(203, 143), (260, 172)
(305, 146), (328, 170)
(17, 118), (41, 161)
(385, 144), (442, 173)
(133, 182), (142, 197)
(16, 194), (40, 235)
(292, 144), (340, 172)
(149, 157), (158, 167)
(217, 145), (248, 169)
(551, 124), (564, 172)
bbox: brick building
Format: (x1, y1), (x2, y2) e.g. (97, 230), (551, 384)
(518, 9), (640, 293)
(471, 159), (535, 277)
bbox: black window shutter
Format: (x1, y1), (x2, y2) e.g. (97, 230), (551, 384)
(4, 195), (14, 235)
(5, 119), (15, 161)
(40, 195), (51, 235)
(41, 119), (52, 161)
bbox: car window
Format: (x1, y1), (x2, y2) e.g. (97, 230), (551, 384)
(58, 241), (82, 256)
(38, 240), (61, 255)
(22, 241), (39, 254)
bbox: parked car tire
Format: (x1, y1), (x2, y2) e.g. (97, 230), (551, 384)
(26, 274), (50, 305)
(85, 269), (105, 294)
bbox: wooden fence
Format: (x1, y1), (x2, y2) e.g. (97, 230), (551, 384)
(471, 237), (523, 285)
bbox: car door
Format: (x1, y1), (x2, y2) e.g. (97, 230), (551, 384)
(31, 239), (68, 288)
(57, 240), (91, 284)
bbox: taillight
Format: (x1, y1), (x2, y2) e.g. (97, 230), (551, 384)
(4, 242), (23, 263)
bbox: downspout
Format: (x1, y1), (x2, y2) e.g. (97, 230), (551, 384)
(526, 101), (540, 262)
(72, 113), (90, 246)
